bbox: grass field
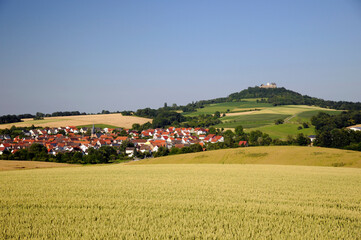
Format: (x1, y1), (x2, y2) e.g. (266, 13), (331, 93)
(133, 146), (361, 168)
(246, 123), (316, 139)
(215, 113), (291, 128)
(0, 160), (75, 171)
(0, 113), (152, 129)
(295, 109), (340, 122)
(1, 161), (360, 239)
(184, 100), (273, 117)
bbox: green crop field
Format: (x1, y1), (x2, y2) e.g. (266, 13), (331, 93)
(1, 157), (361, 239)
(295, 109), (340, 122)
(247, 123), (316, 139)
(184, 100), (273, 117)
(215, 113), (291, 128)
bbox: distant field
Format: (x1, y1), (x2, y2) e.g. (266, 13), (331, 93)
(184, 100), (273, 117)
(0, 114), (152, 129)
(0, 160), (75, 171)
(247, 123), (316, 139)
(184, 101), (340, 134)
(1, 162), (360, 238)
(215, 113), (290, 128)
(295, 109), (340, 122)
(201, 103), (341, 138)
(133, 146), (361, 168)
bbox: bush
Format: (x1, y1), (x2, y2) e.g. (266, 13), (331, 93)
(275, 119), (284, 125)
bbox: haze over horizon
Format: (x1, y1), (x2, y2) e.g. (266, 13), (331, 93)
(1, 0), (361, 115)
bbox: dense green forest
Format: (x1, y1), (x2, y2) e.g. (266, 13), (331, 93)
(311, 111), (361, 151)
(0, 115), (23, 124)
(228, 87), (361, 110)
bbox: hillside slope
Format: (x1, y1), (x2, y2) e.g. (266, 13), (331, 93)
(131, 146), (361, 168)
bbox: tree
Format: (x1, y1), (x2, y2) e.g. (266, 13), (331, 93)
(169, 147), (181, 155)
(189, 144), (203, 152)
(235, 125), (246, 140)
(214, 111), (221, 118)
(29, 143), (47, 155)
(208, 127), (216, 135)
(315, 131), (332, 147)
(296, 133), (310, 146)
(275, 119), (284, 125)
(34, 112), (44, 120)
(154, 146), (169, 157)
(132, 123), (141, 131)
(249, 130), (263, 145)
(223, 130), (234, 138)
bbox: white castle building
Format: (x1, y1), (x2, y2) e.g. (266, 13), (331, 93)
(260, 83), (277, 89)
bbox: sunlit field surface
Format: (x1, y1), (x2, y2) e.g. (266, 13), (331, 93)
(1, 164), (360, 239)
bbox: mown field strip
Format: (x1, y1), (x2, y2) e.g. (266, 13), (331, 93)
(1, 164), (361, 239)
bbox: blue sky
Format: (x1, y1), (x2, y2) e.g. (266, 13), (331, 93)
(1, 0), (361, 115)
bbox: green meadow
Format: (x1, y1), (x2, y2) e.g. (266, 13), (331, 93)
(183, 100), (273, 117)
(215, 113), (290, 128)
(247, 123), (316, 139)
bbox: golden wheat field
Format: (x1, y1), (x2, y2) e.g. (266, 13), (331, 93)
(1, 163), (361, 239)
(0, 160), (75, 171)
(133, 146), (361, 168)
(0, 113), (152, 129)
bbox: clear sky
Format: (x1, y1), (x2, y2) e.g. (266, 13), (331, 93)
(1, 0), (361, 115)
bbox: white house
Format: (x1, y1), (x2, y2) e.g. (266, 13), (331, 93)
(125, 147), (135, 157)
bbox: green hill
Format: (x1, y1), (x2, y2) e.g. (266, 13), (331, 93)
(183, 99), (340, 139)
(130, 146), (361, 168)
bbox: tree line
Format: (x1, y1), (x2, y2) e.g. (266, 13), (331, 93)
(311, 111), (361, 151)
(0, 141), (138, 164)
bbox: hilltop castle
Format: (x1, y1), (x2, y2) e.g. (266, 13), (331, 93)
(260, 83), (277, 89)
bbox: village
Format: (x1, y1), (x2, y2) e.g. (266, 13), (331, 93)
(0, 125), (248, 157)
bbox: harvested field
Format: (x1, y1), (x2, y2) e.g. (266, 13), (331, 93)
(0, 160), (75, 171)
(0, 113), (152, 129)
